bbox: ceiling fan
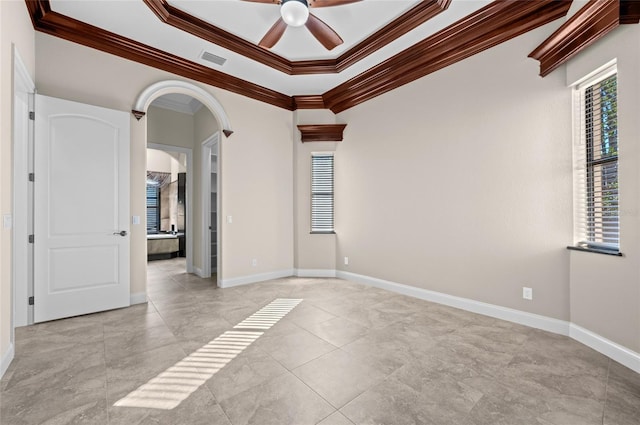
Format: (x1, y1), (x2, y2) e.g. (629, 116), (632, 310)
(241, 0), (362, 50)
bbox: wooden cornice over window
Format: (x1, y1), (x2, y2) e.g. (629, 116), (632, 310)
(143, 0), (452, 75)
(298, 124), (347, 142)
(529, 0), (640, 77)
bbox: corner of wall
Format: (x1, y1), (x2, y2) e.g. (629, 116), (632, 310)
(293, 110), (339, 271)
(0, 343), (15, 379)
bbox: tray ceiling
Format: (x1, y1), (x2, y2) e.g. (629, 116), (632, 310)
(30, 0), (576, 111)
(48, 0), (490, 94)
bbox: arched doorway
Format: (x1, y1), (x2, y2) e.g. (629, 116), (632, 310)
(133, 80), (232, 287)
(132, 80), (233, 137)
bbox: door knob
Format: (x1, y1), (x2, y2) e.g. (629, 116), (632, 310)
(113, 230), (127, 236)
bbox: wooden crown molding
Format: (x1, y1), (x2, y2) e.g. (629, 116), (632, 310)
(26, 0), (574, 115)
(322, 0), (573, 114)
(144, 0), (451, 76)
(26, 0), (295, 111)
(529, 0), (621, 77)
(143, 0), (292, 74)
(620, 0), (640, 24)
(293, 95), (326, 109)
(297, 124), (347, 142)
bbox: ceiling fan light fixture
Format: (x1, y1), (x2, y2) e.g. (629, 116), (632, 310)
(280, 0), (309, 27)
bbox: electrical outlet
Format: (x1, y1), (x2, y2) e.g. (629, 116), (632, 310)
(522, 287), (533, 300)
(252, 258), (257, 266)
(344, 256), (349, 265)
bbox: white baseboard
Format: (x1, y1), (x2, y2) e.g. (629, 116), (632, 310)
(201, 265), (640, 372)
(336, 270), (640, 373)
(130, 292), (148, 305)
(193, 267), (206, 278)
(295, 269), (337, 278)
(1, 343), (15, 379)
(336, 271), (570, 336)
(219, 269), (294, 288)
(570, 324), (640, 374)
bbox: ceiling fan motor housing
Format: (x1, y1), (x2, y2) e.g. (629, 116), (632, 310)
(281, 0), (310, 27)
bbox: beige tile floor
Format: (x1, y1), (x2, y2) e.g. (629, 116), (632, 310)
(1, 257), (639, 424)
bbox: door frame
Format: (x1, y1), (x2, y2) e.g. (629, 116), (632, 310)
(12, 46), (35, 333)
(147, 143), (194, 274)
(201, 132), (220, 282)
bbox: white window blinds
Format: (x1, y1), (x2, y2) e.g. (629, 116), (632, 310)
(311, 153), (334, 233)
(574, 68), (618, 251)
(146, 184), (160, 233)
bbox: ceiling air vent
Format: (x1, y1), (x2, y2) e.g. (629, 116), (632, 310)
(201, 51), (227, 66)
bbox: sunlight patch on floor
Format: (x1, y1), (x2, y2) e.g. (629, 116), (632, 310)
(234, 298), (304, 329)
(114, 298), (303, 410)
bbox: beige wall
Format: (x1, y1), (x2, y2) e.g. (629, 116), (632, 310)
(333, 26), (573, 321)
(217, 91), (294, 278)
(147, 148), (183, 174)
(566, 24), (640, 352)
(147, 106), (195, 150)
(35, 33), (294, 294)
(195, 105), (219, 143)
(1, 0), (35, 369)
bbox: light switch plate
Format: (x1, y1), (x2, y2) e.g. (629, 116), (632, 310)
(132, 215), (140, 225)
(3, 214), (12, 229)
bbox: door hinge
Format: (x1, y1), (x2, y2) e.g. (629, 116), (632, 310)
(28, 234), (34, 243)
(28, 296), (34, 306)
(29, 111), (35, 120)
(28, 173), (34, 182)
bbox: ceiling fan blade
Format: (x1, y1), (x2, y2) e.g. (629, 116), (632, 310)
(309, 0), (362, 8)
(240, 0), (281, 4)
(259, 18), (288, 49)
(305, 13), (343, 50)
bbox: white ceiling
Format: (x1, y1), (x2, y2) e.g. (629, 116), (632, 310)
(49, 0), (493, 96)
(151, 93), (205, 115)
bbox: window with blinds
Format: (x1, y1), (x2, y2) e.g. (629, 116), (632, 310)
(311, 153), (334, 233)
(146, 184), (160, 233)
(574, 67), (618, 252)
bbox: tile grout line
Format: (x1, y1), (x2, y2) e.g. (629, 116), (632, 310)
(146, 283), (235, 423)
(113, 298), (303, 411)
(101, 321), (110, 424)
(601, 359), (611, 425)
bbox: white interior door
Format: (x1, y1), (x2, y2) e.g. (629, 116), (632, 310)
(34, 94), (130, 323)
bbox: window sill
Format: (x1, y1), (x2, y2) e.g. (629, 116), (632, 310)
(310, 231), (336, 235)
(566, 245), (623, 257)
